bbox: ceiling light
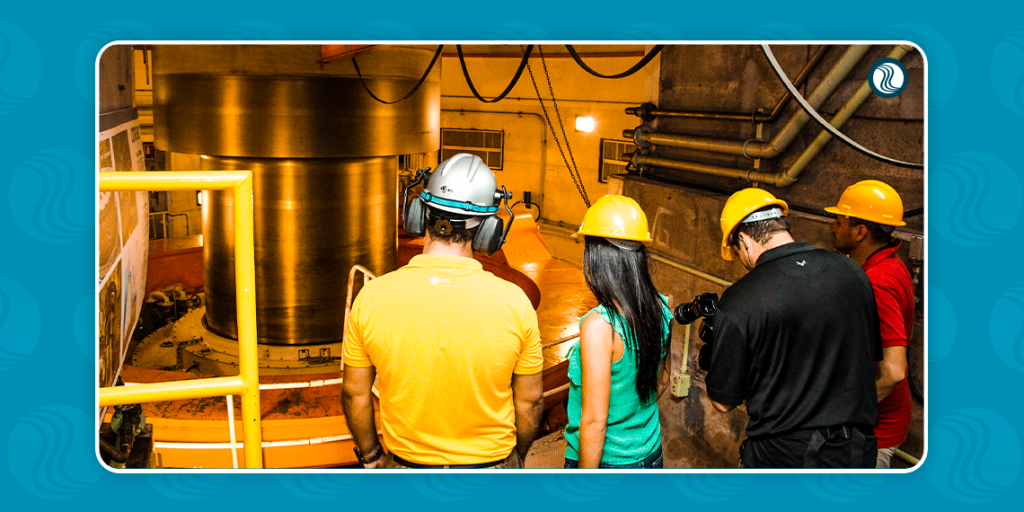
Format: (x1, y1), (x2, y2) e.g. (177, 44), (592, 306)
(575, 116), (595, 133)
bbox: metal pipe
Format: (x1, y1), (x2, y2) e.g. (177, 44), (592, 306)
(632, 45), (916, 188)
(775, 44), (916, 186)
(232, 173), (263, 469)
(166, 212), (189, 237)
(894, 448), (920, 466)
(634, 153), (753, 182)
(443, 94), (642, 106)
(227, 394), (238, 469)
(650, 253), (733, 288)
(100, 375), (246, 405)
(154, 434), (358, 450)
(626, 45), (831, 123)
(626, 45), (872, 159)
(543, 383), (570, 398)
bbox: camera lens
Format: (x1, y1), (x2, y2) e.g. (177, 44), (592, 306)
(674, 302), (701, 325)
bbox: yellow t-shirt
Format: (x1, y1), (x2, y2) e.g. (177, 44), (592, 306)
(343, 254), (543, 465)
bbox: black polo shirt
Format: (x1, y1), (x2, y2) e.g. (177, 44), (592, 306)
(706, 241), (882, 438)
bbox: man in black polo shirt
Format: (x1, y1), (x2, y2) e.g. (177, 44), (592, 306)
(705, 188), (882, 468)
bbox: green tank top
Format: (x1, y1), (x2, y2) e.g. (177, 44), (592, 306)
(564, 295), (671, 465)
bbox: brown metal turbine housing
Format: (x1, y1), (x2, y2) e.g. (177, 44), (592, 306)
(152, 45), (439, 346)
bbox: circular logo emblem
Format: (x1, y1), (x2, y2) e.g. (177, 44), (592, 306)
(868, 58), (909, 98)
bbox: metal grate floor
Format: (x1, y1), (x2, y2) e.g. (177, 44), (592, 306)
(524, 429), (567, 469)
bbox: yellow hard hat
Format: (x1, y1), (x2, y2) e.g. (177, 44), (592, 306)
(573, 195), (652, 242)
(720, 188), (789, 261)
(824, 180), (906, 227)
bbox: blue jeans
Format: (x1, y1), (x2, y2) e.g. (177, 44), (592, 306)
(564, 444), (663, 469)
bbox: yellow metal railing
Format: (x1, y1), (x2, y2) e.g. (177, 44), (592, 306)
(99, 171), (263, 469)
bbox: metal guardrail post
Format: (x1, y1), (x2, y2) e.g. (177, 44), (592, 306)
(99, 170), (264, 468)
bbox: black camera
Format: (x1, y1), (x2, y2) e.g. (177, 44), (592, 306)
(674, 292), (719, 325)
(674, 292), (719, 371)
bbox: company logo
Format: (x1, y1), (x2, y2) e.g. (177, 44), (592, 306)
(868, 58), (909, 98)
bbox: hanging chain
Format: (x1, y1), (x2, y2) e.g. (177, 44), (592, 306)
(524, 45), (590, 208)
(539, 45), (587, 203)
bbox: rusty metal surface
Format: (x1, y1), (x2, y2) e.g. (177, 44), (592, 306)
(120, 365), (345, 420)
(147, 235), (204, 295)
(118, 365), (369, 468)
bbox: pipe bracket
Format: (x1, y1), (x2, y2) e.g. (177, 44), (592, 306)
(632, 125), (653, 149)
(742, 139), (760, 160)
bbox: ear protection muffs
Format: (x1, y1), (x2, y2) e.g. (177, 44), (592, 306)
(404, 196), (427, 236)
(472, 215), (505, 255)
(472, 187), (515, 255)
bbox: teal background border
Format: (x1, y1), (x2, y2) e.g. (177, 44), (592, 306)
(1, 1), (1022, 508)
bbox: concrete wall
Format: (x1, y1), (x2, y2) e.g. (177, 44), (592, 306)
(624, 44), (925, 467)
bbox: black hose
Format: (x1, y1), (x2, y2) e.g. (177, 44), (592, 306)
(566, 45), (664, 79)
(510, 200), (542, 220)
(353, 45), (443, 104)
(100, 437), (128, 464)
(759, 44), (924, 170)
(457, 45), (534, 103)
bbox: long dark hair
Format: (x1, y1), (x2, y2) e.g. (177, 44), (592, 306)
(582, 236), (667, 404)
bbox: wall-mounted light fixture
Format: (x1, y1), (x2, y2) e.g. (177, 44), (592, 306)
(196, 190), (203, 206)
(575, 115), (595, 133)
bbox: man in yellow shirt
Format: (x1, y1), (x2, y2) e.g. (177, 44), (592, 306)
(342, 153), (544, 468)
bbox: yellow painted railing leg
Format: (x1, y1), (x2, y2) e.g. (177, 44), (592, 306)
(233, 175), (263, 469)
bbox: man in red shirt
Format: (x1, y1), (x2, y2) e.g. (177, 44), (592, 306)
(826, 180), (916, 468)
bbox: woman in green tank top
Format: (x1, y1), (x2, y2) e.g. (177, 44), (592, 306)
(563, 195), (672, 468)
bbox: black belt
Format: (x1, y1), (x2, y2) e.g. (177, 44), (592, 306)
(392, 453), (505, 469)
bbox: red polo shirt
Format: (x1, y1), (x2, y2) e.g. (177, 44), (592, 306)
(863, 241), (915, 448)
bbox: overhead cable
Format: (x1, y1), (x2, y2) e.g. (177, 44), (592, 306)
(352, 45), (444, 104)
(566, 45), (664, 79)
(760, 44), (924, 170)
(457, 45), (534, 103)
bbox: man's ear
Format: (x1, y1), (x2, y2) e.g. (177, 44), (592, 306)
(851, 223), (869, 243)
(736, 232), (750, 252)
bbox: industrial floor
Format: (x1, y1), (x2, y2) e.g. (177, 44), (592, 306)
(524, 430), (567, 469)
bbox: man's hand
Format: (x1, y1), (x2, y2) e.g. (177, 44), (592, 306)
(710, 399), (735, 413)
